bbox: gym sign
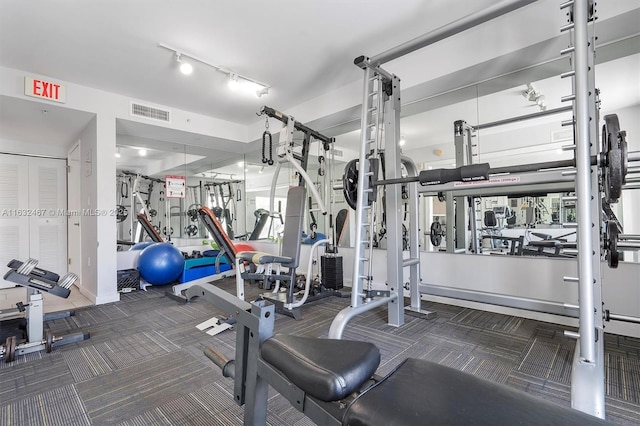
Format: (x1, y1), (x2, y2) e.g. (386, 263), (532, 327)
(24, 76), (66, 103)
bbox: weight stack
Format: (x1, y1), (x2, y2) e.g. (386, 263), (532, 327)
(321, 255), (343, 290)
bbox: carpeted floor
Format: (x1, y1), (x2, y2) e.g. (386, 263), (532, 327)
(1, 278), (639, 425)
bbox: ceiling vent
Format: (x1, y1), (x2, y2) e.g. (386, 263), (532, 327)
(331, 148), (344, 158)
(130, 102), (171, 123)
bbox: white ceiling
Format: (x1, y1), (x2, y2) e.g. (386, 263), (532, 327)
(0, 0), (639, 178)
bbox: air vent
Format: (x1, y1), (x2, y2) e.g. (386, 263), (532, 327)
(130, 102), (171, 122)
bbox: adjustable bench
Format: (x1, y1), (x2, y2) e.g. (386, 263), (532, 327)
(185, 283), (610, 426)
(166, 206), (237, 302)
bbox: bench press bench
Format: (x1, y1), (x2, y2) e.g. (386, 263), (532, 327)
(185, 283), (610, 426)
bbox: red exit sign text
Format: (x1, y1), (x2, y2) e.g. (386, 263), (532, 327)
(24, 77), (66, 103)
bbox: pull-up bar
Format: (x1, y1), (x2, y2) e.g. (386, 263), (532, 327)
(369, 0), (537, 66)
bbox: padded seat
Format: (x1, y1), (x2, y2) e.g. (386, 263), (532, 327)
(343, 358), (610, 426)
(261, 334), (380, 402)
(236, 251), (293, 266)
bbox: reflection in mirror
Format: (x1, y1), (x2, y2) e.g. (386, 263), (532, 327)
(327, 51), (638, 262)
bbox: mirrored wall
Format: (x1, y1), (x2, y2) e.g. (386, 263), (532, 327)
(113, 49), (639, 262)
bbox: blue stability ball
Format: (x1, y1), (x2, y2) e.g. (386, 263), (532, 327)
(137, 243), (185, 285)
(130, 241), (156, 251)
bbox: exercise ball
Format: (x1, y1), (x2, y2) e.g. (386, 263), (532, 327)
(234, 243), (255, 253)
(138, 243), (185, 285)
(129, 241), (156, 251)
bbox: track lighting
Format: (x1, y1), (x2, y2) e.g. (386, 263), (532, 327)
(138, 149), (147, 157)
(522, 83), (546, 111)
(159, 43), (270, 97)
(175, 53), (193, 75)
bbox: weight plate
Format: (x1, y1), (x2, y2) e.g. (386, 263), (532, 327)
(5, 336), (16, 363)
(430, 221), (443, 247)
(607, 220), (619, 268)
(116, 205), (129, 223)
(343, 159), (359, 210)
(185, 225), (198, 237)
(602, 115), (626, 204)
(45, 330), (54, 353)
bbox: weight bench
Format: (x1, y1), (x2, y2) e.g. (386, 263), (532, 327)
(166, 206), (236, 302)
(136, 213), (164, 242)
(185, 283), (610, 426)
(1, 259), (89, 362)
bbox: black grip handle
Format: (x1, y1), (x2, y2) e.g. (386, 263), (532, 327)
(418, 163), (490, 186)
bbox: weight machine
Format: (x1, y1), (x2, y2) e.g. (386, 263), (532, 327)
(331, 0), (638, 419)
(182, 281), (609, 426)
(0, 259), (89, 362)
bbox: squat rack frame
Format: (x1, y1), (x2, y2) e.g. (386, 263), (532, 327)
(330, 0), (609, 419)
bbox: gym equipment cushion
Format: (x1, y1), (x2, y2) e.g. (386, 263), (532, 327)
(261, 334), (380, 402)
(343, 358), (610, 426)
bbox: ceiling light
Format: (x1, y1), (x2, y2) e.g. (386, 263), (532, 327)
(399, 137), (406, 146)
(115, 147), (121, 158)
(259, 166), (264, 174)
(159, 43), (271, 97)
(175, 53), (193, 75)
(139, 149), (147, 157)
(228, 74), (240, 91)
(237, 161), (244, 168)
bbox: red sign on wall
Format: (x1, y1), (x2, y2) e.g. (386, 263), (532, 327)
(24, 76), (66, 103)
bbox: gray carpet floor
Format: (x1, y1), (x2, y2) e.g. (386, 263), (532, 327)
(1, 278), (639, 425)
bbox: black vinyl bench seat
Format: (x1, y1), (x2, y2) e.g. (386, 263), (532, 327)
(262, 334), (610, 426)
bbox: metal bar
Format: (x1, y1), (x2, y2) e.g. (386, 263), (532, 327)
(617, 242), (640, 250)
(260, 106), (333, 144)
(418, 283), (579, 318)
(607, 313), (640, 324)
(573, 0), (596, 364)
(473, 106), (573, 130)
(350, 65), (374, 310)
(328, 295), (398, 339)
(370, 0), (537, 65)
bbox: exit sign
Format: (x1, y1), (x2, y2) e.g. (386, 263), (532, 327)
(24, 77), (66, 103)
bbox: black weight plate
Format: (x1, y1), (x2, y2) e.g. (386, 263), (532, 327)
(430, 221), (443, 247)
(5, 336), (16, 363)
(343, 159), (359, 210)
(45, 330), (53, 353)
(607, 220), (619, 268)
(602, 115), (625, 204)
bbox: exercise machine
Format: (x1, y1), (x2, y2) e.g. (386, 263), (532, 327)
(331, 0), (640, 419)
(0, 259), (89, 362)
(184, 281), (609, 426)
(234, 187), (345, 320)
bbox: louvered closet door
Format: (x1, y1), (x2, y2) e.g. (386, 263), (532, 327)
(28, 157), (68, 274)
(0, 154), (30, 289)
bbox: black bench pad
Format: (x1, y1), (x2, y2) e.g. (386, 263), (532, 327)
(343, 358), (610, 426)
(261, 334), (380, 402)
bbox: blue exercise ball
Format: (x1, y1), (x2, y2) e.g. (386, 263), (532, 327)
(137, 243), (184, 285)
(129, 241), (156, 251)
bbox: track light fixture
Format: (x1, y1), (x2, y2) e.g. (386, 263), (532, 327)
(159, 43), (270, 98)
(522, 83), (547, 111)
(175, 53), (193, 75)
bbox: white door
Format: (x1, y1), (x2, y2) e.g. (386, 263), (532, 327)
(67, 143), (82, 286)
(28, 156), (68, 274)
(0, 154), (30, 289)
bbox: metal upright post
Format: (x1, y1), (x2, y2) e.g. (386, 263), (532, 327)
(563, 0), (605, 418)
(383, 75), (404, 327)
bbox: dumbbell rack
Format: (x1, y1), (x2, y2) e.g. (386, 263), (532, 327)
(0, 259), (90, 362)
